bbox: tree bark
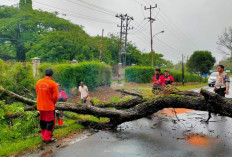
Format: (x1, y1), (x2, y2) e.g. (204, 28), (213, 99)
(0, 86), (36, 106)
(91, 97), (145, 109)
(1, 86), (232, 129)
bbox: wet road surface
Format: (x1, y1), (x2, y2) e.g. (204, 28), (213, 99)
(53, 86), (232, 157)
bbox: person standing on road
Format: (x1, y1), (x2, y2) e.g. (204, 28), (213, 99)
(36, 69), (58, 143)
(214, 65), (230, 97)
(164, 70), (175, 85)
(78, 82), (89, 103)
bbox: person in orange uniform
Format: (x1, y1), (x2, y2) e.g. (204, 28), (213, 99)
(36, 69), (58, 143)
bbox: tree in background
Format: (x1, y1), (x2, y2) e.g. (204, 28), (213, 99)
(138, 53), (173, 68)
(219, 56), (232, 71)
(19, 0), (32, 11)
(187, 51), (216, 75)
(0, 3), (173, 67)
(217, 27), (232, 57)
(0, 3), (82, 61)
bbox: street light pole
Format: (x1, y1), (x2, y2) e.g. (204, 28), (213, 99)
(152, 30), (165, 67)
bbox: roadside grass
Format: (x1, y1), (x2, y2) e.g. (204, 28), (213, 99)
(0, 136), (42, 156)
(0, 111), (107, 156)
(116, 82), (207, 98)
(177, 83), (208, 91)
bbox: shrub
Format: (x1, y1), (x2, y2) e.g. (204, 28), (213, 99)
(125, 66), (154, 83)
(38, 61), (112, 90)
(0, 60), (35, 97)
(125, 66), (201, 83)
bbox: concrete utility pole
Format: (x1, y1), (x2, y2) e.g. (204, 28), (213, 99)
(116, 14), (133, 66)
(116, 14), (125, 64)
(99, 29), (104, 62)
(144, 4), (157, 67)
(182, 54), (185, 86)
(115, 14), (133, 82)
(120, 15), (134, 67)
(123, 15), (133, 67)
(116, 14), (125, 82)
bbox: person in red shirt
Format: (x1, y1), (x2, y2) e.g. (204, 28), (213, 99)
(153, 68), (165, 86)
(36, 69), (58, 143)
(164, 70), (175, 85)
(152, 68), (165, 93)
(57, 83), (67, 126)
(57, 83), (67, 102)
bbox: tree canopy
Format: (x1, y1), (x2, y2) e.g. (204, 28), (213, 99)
(0, 3), (172, 67)
(187, 51), (216, 74)
(217, 27), (232, 57)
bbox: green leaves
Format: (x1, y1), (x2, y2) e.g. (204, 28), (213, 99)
(38, 61), (112, 90)
(0, 60), (34, 97)
(0, 6), (83, 61)
(187, 51), (216, 74)
(125, 66), (201, 83)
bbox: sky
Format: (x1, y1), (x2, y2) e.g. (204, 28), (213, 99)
(1, 0), (232, 63)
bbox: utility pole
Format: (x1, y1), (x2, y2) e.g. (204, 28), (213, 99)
(99, 29), (104, 62)
(116, 14), (125, 83)
(144, 4), (157, 67)
(123, 15), (133, 67)
(182, 54), (185, 86)
(116, 14), (125, 64)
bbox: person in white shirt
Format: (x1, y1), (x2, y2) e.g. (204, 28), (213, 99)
(78, 82), (89, 103)
(214, 65), (230, 97)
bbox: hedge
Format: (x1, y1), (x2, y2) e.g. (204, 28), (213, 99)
(125, 66), (201, 83)
(38, 61), (112, 90)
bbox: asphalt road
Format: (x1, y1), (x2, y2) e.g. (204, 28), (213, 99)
(52, 85), (232, 157)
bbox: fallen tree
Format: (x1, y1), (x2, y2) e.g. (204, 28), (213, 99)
(1, 85), (232, 129)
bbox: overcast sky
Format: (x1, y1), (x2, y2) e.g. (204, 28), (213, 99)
(1, 0), (232, 63)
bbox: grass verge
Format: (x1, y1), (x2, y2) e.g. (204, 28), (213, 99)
(177, 83), (208, 91)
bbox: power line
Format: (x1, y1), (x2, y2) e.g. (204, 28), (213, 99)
(33, 1), (116, 25)
(73, 0), (117, 15)
(159, 9), (199, 48)
(130, 21), (149, 34)
(65, 0), (115, 16)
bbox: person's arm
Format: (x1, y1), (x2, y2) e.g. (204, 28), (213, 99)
(214, 73), (218, 92)
(53, 83), (59, 104)
(63, 91), (68, 101)
(225, 74), (230, 95)
(170, 75), (174, 82)
(161, 75), (166, 87)
(152, 76), (156, 84)
(78, 87), (81, 96)
(86, 87), (89, 96)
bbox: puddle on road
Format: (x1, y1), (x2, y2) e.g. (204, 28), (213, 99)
(185, 133), (220, 148)
(158, 108), (193, 116)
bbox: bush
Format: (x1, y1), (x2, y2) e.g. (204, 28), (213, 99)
(38, 61), (112, 90)
(125, 66), (154, 83)
(0, 60), (35, 97)
(125, 66), (201, 83)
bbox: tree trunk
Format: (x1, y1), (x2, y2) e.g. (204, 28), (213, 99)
(1, 86), (232, 129)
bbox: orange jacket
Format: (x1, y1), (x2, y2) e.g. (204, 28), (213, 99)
(36, 77), (58, 111)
